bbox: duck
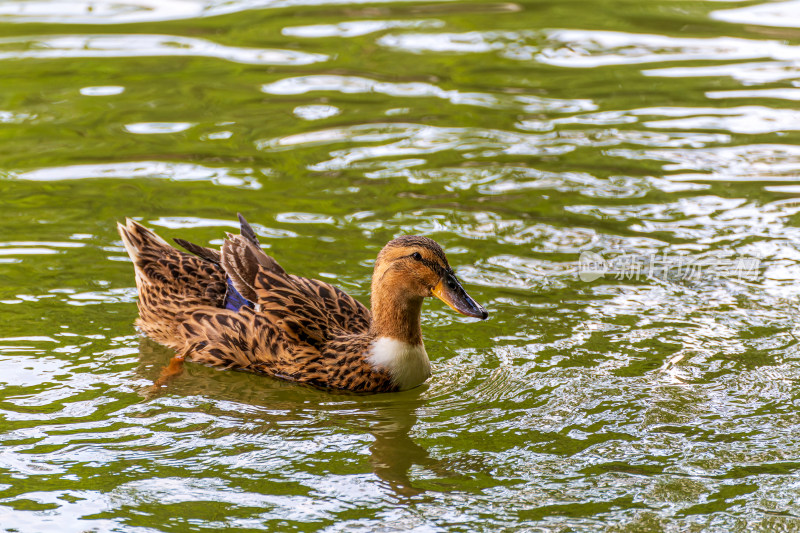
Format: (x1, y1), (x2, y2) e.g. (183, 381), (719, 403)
(117, 215), (488, 393)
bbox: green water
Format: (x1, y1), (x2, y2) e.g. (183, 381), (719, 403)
(2, 0), (800, 530)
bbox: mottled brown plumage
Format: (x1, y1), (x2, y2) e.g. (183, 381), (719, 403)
(117, 216), (488, 392)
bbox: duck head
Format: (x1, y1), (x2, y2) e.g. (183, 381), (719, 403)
(369, 235), (488, 343)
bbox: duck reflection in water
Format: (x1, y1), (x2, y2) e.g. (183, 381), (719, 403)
(365, 403), (461, 497)
(136, 338), (463, 498)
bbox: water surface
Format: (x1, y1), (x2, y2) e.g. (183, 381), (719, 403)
(2, 0), (800, 530)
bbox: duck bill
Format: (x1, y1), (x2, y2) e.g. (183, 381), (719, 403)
(432, 274), (489, 320)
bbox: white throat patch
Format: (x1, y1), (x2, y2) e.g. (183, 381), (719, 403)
(367, 337), (431, 391)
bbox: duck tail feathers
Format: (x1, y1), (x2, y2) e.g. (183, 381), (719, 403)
(117, 218), (170, 263)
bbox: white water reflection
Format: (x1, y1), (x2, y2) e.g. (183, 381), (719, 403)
(0, 35), (327, 65)
(712, 0), (800, 29)
(0, 0), (454, 24)
(538, 31), (797, 68)
(283, 19), (442, 38)
(67, 288), (137, 306)
(0, 0), (202, 24)
(300, 125), (579, 170)
(645, 61), (800, 85)
(706, 88), (800, 101)
(378, 31), (512, 53)
(515, 104), (800, 136)
(378, 28), (800, 71)
(259, 120), (729, 172)
(638, 106), (800, 134)
(0, 247), (59, 256)
(79, 86), (126, 96)
(609, 144), (800, 182)
(293, 105), (341, 120)
(149, 216), (298, 238)
(262, 75), (594, 113)
(275, 212), (336, 225)
(258, 123), (416, 150)
(0, 110), (35, 124)
(11, 161), (262, 189)
(125, 122), (194, 134)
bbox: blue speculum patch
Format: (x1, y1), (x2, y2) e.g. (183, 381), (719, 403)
(224, 278), (254, 311)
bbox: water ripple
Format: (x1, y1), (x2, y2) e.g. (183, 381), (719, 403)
(9, 162), (262, 189)
(609, 144), (800, 182)
(538, 30), (799, 68)
(283, 19), (443, 38)
(0, 35), (327, 65)
(262, 74), (595, 113)
(711, 0), (800, 29)
(2, 0), (800, 530)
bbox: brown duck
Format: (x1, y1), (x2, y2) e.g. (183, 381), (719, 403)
(117, 215), (488, 392)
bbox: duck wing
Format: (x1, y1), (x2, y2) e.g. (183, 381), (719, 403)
(224, 215), (371, 336)
(173, 216), (286, 313)
(220, 234), (333, 346)
(176, 305), (330, 386)
(172, 238), (221, 265)
(285, 275), (370, 334)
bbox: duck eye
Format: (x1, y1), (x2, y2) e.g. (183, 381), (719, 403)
(411, 252), (422, 261)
